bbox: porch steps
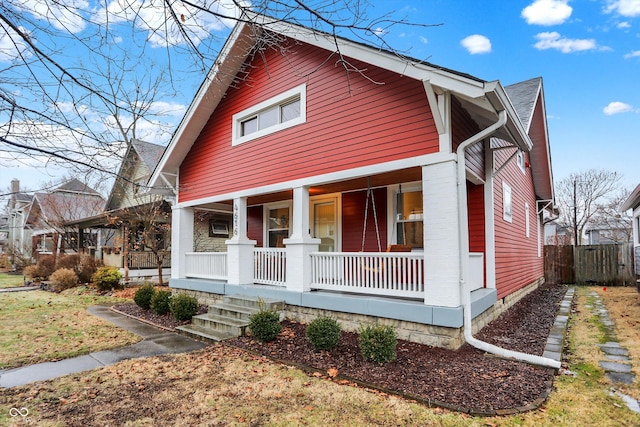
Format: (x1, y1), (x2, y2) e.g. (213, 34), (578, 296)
(176, 295), (285, 343)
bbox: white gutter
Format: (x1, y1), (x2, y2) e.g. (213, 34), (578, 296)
(456, 109), (561, 370)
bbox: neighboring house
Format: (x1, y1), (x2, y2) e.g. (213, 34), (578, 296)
(585, 219), (631, 245)
(621, 184), (640, 281)
(544, 220), (572, 245)
(66, 139), (174, 282)
(148, 14), (555, 350)
(26, 179), (105, 259)
(4, 179), (34, 264)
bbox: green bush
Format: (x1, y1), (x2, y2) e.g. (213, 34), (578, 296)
(306, 316), (341, 351)
(133, 283), (156, 310)
(151, 290), (172, 315)
(169, 293), (199, 321)
(248, 309), (282, 343)
(92, 266), (122, 291)
(49, 268), (79, 292)
(358, 323), (397, 364)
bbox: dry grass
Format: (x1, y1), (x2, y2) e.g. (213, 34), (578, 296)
(0, 288), (140, 370)
(1, 285), (640, 426)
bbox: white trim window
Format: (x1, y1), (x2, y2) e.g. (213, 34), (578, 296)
(264, 202), (292, 248)
(232, 84), (306, 146)
(516, 149), (527, 174)
(503, 182), (512, 223)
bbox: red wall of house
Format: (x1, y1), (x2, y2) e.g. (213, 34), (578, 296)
(493, 146), (542, 299)
(467, 182), (486, 287)
(342, 189), (388, 252)
(178, 39), (439, 203)
(452, 96), (485, 180)
(247, 206), (263, 247)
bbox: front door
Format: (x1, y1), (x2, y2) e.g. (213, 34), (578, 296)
(311, 196), (339, 252)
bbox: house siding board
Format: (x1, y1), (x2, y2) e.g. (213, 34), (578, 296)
(247, 205), (264, 247)
(493, 143), (542, 299)
(178, 40), (439, 203)
(342, 189), (388, 252)
(468, 182), (486, 287)
(451, 97), (484, 179)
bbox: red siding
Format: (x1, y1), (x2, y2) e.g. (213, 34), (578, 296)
(179, 39), (439, 203)
(468, 183), (486, 287)
(247, 206), (263, 247)
(493, 146), (542, 299)
(452, 96), (485, 180)
(342, 189), (387, 252)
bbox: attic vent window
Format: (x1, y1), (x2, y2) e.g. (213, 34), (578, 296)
(232, 84), (306, 146)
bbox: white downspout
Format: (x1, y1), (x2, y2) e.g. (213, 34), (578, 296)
(456, 109), (561, 370)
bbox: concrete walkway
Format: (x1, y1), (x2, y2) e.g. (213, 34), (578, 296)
(0, 305), (207, 388)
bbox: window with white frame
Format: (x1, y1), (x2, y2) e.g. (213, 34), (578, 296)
(396, 189), (423, 248)
(525, 202), (530, 237)
(503, 182), (512, 223)
(265, 204), (291, 248)
(232, 84), (306, 146)
(516, 149), (526, 174)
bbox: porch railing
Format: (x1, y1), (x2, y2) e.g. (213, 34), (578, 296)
(185, 252), (227, 280)
(128, 251), (171, 269)
(254, 248), (286, 286)
(310, 252), (425, 298)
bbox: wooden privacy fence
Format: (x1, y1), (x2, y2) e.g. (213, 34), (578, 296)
(545, 243), (635, 286)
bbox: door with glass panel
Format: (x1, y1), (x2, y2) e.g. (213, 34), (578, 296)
(311, 197), (339, 282)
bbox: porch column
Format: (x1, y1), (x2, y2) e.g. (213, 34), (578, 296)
(422, 161), (461, 307)
(226, 197), (257, 285)
(171, 205), (194, 279)
(283, 186), (320, 292)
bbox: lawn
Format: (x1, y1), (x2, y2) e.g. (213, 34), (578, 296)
(0, 287), (140, 370)
(0, 286), (639, 426)
(0, 273), (27, 289)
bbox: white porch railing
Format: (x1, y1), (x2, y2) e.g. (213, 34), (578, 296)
(254, 248), (286, 286)
(310, 252), (425, 298)
(185, 252), (227, 280)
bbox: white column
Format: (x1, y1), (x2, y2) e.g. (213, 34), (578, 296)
(226, 197), (257, 285)
(422, 161), (461, 307)
(283, 186), (320, 292)
(171, 205), (194, 279)
(484, 146), (497, 289)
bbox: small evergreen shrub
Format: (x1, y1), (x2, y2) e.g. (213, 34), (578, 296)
(133, 283), (156, 310)
(169, 293), (199, 321)
(306, 316), (341, 351)
(248, 307), (282, 343)
(358, 323), (397, 364)
(151, 290), (172, 315)
(92, 266), (122, 291)
(49, 268), (79, 292)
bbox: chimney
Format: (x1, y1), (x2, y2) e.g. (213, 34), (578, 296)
(9, 179), (19, 209)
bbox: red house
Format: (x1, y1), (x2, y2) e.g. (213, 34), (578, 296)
(149, 14), (555, 354)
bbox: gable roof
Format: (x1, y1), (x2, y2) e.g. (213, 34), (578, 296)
(27, 179), (105, 227)
(132, 139), (165, 173)
(505, 77), (554, 201)
(621, 184), (640, 211)
(149, 12), (536, 193)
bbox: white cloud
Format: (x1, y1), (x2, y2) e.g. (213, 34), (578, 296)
(624, 49), (640, 58)
(461, 34), (492, 54)
(522, 0), (573, 26)
(373, 27), (386, 37)
(93, 0), (242, 48)
(606, 0), (640, 17)
(14, 0), (88, 33)
(0, 26), (30, 63)
(617, 21), (631, 28)
(603, 101), (633, 115)
(419, 36), (428, 45)
(533, 32), (597, 53)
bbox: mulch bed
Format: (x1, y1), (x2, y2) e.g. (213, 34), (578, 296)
(112, 302), (209, 330)
(117, 284), (569, 415)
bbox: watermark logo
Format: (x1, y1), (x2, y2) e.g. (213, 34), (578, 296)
(9, 407), (29, 417)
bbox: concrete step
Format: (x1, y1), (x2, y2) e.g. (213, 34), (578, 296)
(223, 295), (285, 312)
(208, 302), (259, 321)
(191, 313), (249, 336)
(176, 324), (237, 343)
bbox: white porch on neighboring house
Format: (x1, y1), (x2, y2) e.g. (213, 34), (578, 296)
(168, 160), (498, 344)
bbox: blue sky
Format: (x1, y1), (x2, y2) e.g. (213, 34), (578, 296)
(2, 0), (639, 194)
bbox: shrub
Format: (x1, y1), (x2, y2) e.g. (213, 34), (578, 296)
(23, 264), (41, 281)
(36, 255), (56, 280)
(49, 268), (79, 292)
(248, 308), (282, 343)
(169, 293), (199, 321)
(133, 283), (156, 310)
(92, 266), (122, 291)
(151, 290), (172, 315)
(77, 255), (102, 283)
(56, 254), (79, 271)
(358, 323), (397, 364)
(306, 316), (341, 351)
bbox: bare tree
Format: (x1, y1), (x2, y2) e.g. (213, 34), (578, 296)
(1, 1), (435, 182)
(555, 169), (623, 245)
(587, 189), (633, 244)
